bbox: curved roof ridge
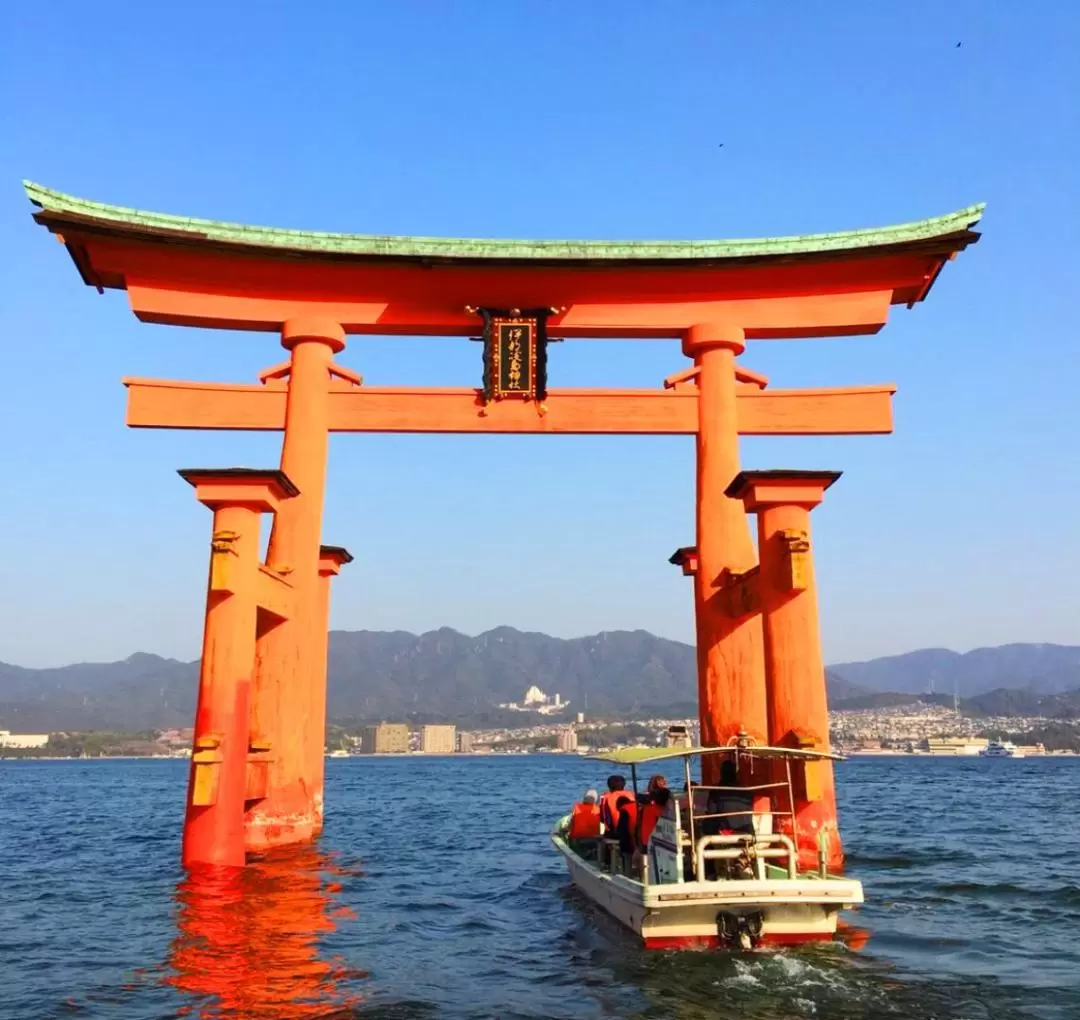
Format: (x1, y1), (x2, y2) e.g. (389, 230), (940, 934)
(23, 180), (984, 262)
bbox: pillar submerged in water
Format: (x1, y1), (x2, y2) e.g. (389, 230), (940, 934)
(22, 180), (983, 867)
(727, 470), (846, 874)
(177, 457), (352, 870)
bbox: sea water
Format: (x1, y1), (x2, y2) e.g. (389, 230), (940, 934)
(1, 755), (1078, 1019)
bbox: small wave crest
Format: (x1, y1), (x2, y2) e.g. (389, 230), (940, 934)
(937, 881), (1080, 907)
(847, 847), (977, 868)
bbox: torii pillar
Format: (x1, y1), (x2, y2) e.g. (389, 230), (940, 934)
(726, 470), (844, 873)
(310, 545), (354, 826)
(245, 316), (345, 852)
(179, 469), (298, 869)
(684, 323), (768, 783)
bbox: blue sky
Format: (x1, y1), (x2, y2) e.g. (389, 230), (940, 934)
(2, 1), (1078, 668)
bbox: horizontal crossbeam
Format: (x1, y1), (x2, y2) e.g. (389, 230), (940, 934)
(125, 281), (896, 338)
(123, 380), (895, 435)
(255, 564), (294, 621)
(717, 568), (762, 619)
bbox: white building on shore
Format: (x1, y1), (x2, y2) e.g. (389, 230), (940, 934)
(0, 730), (49, 749)
(499, 685), (569, 716)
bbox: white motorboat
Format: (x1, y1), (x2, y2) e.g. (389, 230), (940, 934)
(979, 741), (1025, 758)
(552, 743), (863, 950)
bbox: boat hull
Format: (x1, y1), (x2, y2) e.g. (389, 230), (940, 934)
(554, 833), (862, 950)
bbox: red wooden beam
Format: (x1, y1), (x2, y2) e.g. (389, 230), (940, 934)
(125, 278), (895, 339)
(123, 379), (895, 435)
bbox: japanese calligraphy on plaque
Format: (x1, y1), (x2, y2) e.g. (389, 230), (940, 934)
(492, 317), (535, 396)
(472, 308), (553, 404)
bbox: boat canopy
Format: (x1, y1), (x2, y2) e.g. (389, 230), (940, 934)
(587, 744), (845, 766)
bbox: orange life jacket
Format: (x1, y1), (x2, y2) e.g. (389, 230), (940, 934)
(599, 790), (625, 832)
(617, 799), (639, 851)
(568, 801), (601, 839)
(638, 802), (664, 847)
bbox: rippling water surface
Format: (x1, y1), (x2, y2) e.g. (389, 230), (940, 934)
(2, 756), (1078, 1019)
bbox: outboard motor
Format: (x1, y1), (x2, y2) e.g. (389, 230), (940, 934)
(716, 910), (764, 951)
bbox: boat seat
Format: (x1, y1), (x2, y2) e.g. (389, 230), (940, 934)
(599, 837), (621, 873)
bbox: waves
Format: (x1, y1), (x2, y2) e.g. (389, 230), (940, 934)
(3, 754), (1080, 1018)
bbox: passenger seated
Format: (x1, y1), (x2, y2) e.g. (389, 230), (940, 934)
(702, 760), (755, 880)
(703, 760), (754, 837)
(598, 775), (626, 834)
(638, 774), (667, 807)
(567, 788), (602, 857)
(613, 793), (639, 875)
(638, 786), (671, 848)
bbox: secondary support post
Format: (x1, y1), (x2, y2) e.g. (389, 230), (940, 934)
(311, 545), (354, 824)
(179, 469), (298, 868)
(726, 470), (844, 873)
(684, 324), (767, 782)
(248, 317), (345, 851)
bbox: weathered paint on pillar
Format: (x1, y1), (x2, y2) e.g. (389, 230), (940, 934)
(180, 469), (296, 868)
(247, 317), (345, 851)
(684, 324), (767, 783)
(311, 545), (353, 830)
(727, 470), (844, 873)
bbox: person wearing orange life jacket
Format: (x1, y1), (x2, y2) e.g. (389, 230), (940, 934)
(637, 786), (672, 849)
(598, 775), (626, 834)
(614, 793), (639, 874)
(567, 789), (602, 856)
(635, 775), (668, 814)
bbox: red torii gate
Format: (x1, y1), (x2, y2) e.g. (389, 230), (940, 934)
(25, 182), (982, 870)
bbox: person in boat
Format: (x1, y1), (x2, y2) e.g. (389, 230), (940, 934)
(703, 759), (755, 837)
(567, 788), (602, 857)
(701, 759), (755, 880)
(599, 775), (627, 834)
(638, 786), (671, 848)
(636, 787), (672, 883)
(613, 792), (639, 874)
(639, 774), (667, 806)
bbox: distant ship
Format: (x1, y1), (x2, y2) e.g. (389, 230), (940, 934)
(979, 741), (1024, 758)
(327, 748), (350, 758)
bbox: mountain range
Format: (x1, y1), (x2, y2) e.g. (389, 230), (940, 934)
(1, 629), (1078, 733)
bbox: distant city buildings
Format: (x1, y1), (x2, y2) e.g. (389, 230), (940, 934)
(0, 730), (49, 749)
(556, 729), (579, 752)
(420, 724), (457, 754)
(250, 698), (1080, 762)
(360, 722), (410, 754)
(156, 727), (194, 749)
(828, 702), (1069, 754)
(499, 685), (569, 716)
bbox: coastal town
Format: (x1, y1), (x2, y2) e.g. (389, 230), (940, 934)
(3, 689), (1078, 759)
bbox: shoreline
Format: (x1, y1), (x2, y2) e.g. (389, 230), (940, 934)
(843, 749), (1079, 758)
(6, 750), (1080, 762)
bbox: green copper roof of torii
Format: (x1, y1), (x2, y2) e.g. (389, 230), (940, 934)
(24, 181), (984, 263)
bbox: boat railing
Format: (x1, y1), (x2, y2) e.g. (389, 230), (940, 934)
(694, 832), (798, 882)
(693, 809), (758, 823)
(688, 781), (793, 836)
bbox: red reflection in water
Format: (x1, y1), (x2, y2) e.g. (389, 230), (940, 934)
(836, 919), (872, 952)
(168, 846), (367, 1018)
